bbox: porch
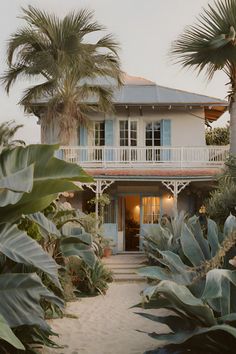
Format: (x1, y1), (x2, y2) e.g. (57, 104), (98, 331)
(59, 145), (229, 169)
(72, 179), (215, 254)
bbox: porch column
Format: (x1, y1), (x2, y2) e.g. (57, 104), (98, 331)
(162, 180), (190, 214)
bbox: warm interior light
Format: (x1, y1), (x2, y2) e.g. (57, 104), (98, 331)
(167, 195), (173, 201)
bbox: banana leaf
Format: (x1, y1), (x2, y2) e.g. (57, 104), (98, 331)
(0, 144), (93, 223)
(0, 273), (63, 329)
(0, 313), (25, 350)
(28, 212), (60, 238)
(0, 223), (61, 288)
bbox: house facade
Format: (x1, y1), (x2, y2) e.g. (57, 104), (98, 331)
(37, 74), (229, 253)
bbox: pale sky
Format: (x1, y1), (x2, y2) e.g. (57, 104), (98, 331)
(0, 0), (229, 143)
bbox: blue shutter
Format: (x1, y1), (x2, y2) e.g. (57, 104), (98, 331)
(79, 126), (88, 161)
(105, 120), (114, 161)
(161, 119), (171, 160)
(79, 126), (88, 146)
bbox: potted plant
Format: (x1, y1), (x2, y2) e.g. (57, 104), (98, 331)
(102, 238), (114, 257)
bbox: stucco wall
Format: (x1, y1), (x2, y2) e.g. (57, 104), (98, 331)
(86, 106), (206, 147)
(41, 106), (206, 147)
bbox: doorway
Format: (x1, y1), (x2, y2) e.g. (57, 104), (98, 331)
(124, 195), (140, 251)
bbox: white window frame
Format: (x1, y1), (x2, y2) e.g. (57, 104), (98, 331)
(93, 121), (105, 146)
(118, 118), (139, 147)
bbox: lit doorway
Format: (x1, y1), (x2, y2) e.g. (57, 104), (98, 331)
(124, 195), (140, 251)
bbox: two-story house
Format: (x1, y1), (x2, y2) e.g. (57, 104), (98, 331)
(35, 74), (228, 253)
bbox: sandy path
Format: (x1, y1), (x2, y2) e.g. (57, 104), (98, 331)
(44, 283), (169, 354)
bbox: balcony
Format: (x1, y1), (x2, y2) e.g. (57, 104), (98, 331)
(58, 145), (229, 169)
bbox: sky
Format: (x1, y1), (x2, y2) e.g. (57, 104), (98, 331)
(0, 0), (229, 143)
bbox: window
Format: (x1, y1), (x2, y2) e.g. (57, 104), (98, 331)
(94, 121), (105, 146)
(146, 121), (161, 161)
(142, 196), (160, 224)
(119, 120), (137, 146)
(104, 199), (116, 223)
(93, 121), (105, 160)
(119, 120), (137, 161)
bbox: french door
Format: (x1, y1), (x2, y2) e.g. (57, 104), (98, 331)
(145, 121), (161, 161)
(119, 119), (137, 161)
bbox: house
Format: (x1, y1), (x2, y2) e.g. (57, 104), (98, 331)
(36, 74), (229, 253)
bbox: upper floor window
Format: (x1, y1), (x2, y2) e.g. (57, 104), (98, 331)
(146, 122), (161, 147)
(94, 121), (105, 146)
(119, 120), (137, 146)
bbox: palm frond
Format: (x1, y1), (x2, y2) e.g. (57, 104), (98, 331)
(171, 0), (236, 81)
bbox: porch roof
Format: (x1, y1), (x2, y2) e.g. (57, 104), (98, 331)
(85, 168), (222, 181)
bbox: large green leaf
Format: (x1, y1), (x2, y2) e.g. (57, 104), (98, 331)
(0, 223), (61, 288)
(180, 223), (205, 266)
(148, 280), (217, 326)
(207, 219), (220, 256)
(28, 212), (60, 238)
(0, 144), (93, 223)
(224, 214), (236, 236)
(60, 237), (96, 268)
(0, 273), (63, 329)
(202, 269), (236, 315)
(188, 218), (211, 260)
(147, 324), (236, 347)
(0, 313), (25, 350)
(0, 164), (34, 207)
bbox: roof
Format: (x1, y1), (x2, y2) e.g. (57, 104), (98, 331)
(80, 73), (227, 120)
(33, 73), (228, 121)
(85, 168), (222, 181)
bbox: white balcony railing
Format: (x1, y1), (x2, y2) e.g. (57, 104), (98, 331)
(58, 145), (229, 169)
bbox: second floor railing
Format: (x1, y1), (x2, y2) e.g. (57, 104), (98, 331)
(58, 145), (229, 169)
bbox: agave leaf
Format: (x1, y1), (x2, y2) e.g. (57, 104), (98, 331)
(207, 219), (220, 256)
(224, 213), (236, 236)
(159, 251), (194, 285)
(135, 313), (194, 331)
(147, 324), (236, 346)
(0, 313), (25, 350)
(0, 223), (61, 289)
(28, 212), (60, 237)
(153, 280), (216, 326)
(0, 273), (63, 329)
(202, 269), (236, 315)
(218, 313), (236, 324)
(180, 223), (205, 266)
(189, 218), (211, 259)
(138, 266), (173, 281)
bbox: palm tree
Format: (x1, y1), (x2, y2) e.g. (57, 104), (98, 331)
(2, 6), (122, 145)
(171, 0), (236, 154)
(0, 120), (24, 147)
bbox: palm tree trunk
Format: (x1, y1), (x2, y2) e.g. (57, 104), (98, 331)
(230, 93), (236, 155)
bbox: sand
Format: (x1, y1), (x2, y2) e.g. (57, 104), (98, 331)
(44, 283), (169, 354)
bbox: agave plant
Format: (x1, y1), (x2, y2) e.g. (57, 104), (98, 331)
(139, 214), (236, 294)
(137, 215), (236, 353)
(142, 211), (186, 262)
(0, 143), (92, 352)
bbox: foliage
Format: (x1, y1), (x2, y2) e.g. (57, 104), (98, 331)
(2, 6), (122, 144)
(137, 214), (236, 353)
(68, 258), (113, 295)
(142, 212), (186, 263)
(0, 143), (91, 351)
(206, 155), (236, 224)
(206, 125), (230, 145)
(170, 0), (236, 154)
(0, 120), (24, 148)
